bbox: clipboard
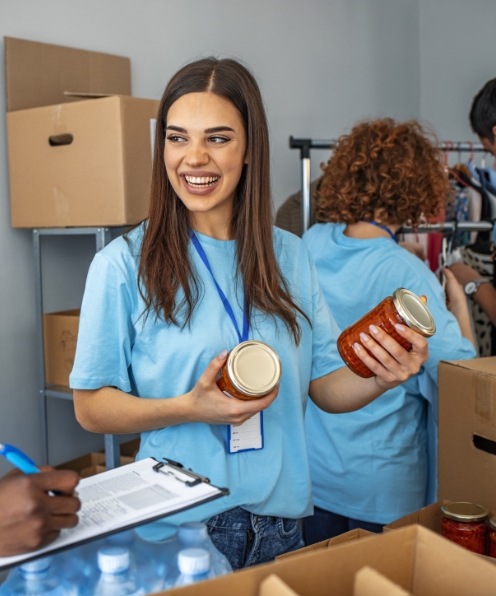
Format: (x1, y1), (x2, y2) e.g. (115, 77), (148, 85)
(0, 457), (229, 570)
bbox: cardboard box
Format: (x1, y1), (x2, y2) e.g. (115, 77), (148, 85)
(354, 567), (411, 596)
(56, 452), (135, 477)
(43, 309), (80, 387)
(5, 37), (159, 227)
(276, 528), (374, 560)
(384, 501), (446, 535)
(120, 438), (141, 459)
(4, 37), (131, 112)
(259, 575), (301, 596)
(156, 526), (496, 596)
(438, 358), (496, 512)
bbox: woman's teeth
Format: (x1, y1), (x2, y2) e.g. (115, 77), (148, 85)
(184, 176), (219, 188)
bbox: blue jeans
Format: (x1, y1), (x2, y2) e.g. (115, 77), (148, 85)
(303, 506), (383, 545)
(206, 507), (304, 570)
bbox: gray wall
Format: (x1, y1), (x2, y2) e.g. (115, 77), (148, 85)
(0, 0), (421, 473)
(419, 0), (496, 151)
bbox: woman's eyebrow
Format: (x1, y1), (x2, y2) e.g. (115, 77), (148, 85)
(166, 125), (187, 133)
(205, 126), (235, 133)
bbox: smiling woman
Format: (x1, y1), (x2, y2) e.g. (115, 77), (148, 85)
(69, 57), (428, 570)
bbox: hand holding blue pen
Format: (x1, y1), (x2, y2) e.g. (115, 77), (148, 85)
(0, 445), (81, 557)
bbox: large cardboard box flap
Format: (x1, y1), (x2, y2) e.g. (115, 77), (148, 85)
(438, 357), (496, 512)
(5, 37), (131, 111)
(354, 567), (412, 596)
(159, 526), (496, 596)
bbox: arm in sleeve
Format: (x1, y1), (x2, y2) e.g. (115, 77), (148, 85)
(69, 253), (136, 392)
(306, 251), (344, 381)
(408, 272), (476, 383)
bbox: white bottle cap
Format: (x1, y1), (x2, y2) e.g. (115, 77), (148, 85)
(178, 548), (210, 575)
(178, 522), (208, 545)
(98, 547), (130, 574)
(20, 557), (50, 574)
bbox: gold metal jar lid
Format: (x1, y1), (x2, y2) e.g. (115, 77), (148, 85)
(441, 502), (489, 522)
(392, 288), (436, 337)
(489, 516), (496, 530)
(227, 340), (282, 398)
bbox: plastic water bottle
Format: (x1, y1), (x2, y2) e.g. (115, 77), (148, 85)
(0, 557), (71, 595)
(174, 549), (211, 587)
(130, 534), (167, 594)
(93, 548), (144, 596)
(178, 522), (232, 575)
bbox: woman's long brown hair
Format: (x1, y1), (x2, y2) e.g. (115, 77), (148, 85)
(137, 58), (309, 343)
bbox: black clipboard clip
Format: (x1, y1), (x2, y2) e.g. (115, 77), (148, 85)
(152, 458), (211, 488)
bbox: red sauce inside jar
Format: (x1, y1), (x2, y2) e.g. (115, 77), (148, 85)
(489, 517), (496, 558)
(337, 296), (412, 378)
(441, 516), (487, 554)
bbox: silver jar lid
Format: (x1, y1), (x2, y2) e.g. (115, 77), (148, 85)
(227, 340), (282, 398)
(392, 288), (436, 337)
(441, 502), (489, 522)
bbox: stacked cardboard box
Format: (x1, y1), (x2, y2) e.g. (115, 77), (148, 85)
(4, 37), (159, 227)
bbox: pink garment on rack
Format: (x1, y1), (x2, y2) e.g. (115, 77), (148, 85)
(427, 208), (445, 272)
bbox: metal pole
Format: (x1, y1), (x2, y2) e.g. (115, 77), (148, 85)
(95, 228), (120, 470)
(33, 230), (49, 465)
(301, 156), (311, 235)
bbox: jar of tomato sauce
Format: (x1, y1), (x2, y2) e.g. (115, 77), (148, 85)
(441, 502), (489, 555)
(217, 340), (282, 401)
(488, 517), (496, 558)
(337, 288), (436, 378)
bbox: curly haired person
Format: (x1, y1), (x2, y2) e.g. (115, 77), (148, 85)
(302, 119), (476, 543)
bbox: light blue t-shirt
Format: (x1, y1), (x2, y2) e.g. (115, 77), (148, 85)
(303, 223), (476, 525)
(70, 224), (343, 536)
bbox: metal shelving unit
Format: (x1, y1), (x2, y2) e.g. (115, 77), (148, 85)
(33, 227), (123, 469)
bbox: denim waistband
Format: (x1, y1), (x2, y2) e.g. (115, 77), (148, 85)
(207, 506), (278, 531)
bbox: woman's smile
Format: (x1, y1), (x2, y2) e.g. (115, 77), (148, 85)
(180, 170), (221, 195)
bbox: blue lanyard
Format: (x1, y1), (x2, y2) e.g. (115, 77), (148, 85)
(368, 221), (398, 243)
(190, 230), (249, 343)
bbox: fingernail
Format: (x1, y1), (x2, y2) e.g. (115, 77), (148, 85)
(353, 342), (362, 352)
(218, 350), (228, 360)
(395, 324), (405, 332)
(359, 332), (369, 343)
(369, 325), (379, 335)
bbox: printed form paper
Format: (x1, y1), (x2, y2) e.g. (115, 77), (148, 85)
(0, 458), (224, 569)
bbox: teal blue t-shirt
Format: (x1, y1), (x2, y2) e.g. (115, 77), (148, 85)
(70, 224), (343, 536)
(303, 223), (476, 524)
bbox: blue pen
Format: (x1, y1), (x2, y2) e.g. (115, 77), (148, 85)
(0, 443), (41, 474)
(0, 443), (63, 496)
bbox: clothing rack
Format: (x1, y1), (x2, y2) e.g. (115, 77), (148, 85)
(289, 136), (489, 234)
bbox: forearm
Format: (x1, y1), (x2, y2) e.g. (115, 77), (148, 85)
(73, 387), (192, 434)
(449, 304), (476, 346)
(474, 284), (496, 327)
(309, 366), (385, 414)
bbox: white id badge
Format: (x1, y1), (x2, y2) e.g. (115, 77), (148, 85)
(227, 412), (264, 454)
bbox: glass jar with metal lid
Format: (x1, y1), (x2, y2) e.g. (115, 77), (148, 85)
(441, 502), (489, 554)
(336, 288), (436, 378)
(217, 340), (282, 401)
(488, 516), (496, 558)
